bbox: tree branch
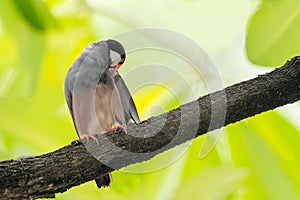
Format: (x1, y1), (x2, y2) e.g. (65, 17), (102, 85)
(1, 56), (300, 199)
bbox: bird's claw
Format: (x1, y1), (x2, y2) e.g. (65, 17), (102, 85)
(110, 124), (127, 134)
(81, 133), (99, 144)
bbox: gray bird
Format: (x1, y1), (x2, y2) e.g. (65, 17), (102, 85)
(64, 39), (140, 188)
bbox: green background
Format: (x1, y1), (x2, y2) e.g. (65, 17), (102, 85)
(0, 0), (300, 199)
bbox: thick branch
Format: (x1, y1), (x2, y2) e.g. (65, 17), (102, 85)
(1, 56), (300, 199)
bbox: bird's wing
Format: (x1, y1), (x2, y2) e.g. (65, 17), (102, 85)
(114, 73), (140, 124)
(64, 71), (79, 134)
(64, 41), (112, 137)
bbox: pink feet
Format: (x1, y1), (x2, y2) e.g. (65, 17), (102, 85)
(80, 124), (127, 144)
(110, 124), (127, 133)
(81, 133), (98, 144)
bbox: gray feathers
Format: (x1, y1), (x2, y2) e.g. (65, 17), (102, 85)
(64, 40), (140, 189)
(64, 40), (140, 137)
(113, 72), (140, 124)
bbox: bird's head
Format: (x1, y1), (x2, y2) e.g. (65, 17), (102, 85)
(107, 40), (126, 71)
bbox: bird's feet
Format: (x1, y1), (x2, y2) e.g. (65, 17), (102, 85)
(110, 124), (127, 134)
(81, 133), (99, 144)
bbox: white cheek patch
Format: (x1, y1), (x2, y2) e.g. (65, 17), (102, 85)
(110, 50), (121, 66)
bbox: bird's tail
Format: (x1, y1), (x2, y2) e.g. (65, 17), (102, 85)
(95, 173), (112, 188)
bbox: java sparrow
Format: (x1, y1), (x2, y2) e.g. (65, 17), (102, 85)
(64, 40), (140, 188)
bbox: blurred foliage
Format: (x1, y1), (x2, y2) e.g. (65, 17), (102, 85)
(246, 0), (300, 66)
(0, 0), (300, 200)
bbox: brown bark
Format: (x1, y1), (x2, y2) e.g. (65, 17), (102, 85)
(1, 56), (300, 199)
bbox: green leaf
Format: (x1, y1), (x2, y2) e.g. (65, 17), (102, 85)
(247, 111), (300, 190)
(12, 0), (57, 31)
(174, 167), (249, 200)
(0, 1), (46, 96)
(246, 0), (300, 66)
(226, 114), (300, 200)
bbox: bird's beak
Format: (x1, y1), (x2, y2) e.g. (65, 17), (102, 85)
(111, 57), (125, 71)
(112, 63), (122, 71)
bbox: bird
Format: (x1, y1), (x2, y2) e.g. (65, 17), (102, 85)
(64, 39), (140, 188)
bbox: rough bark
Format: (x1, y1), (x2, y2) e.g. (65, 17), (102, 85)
(1, 56), (300, 199)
